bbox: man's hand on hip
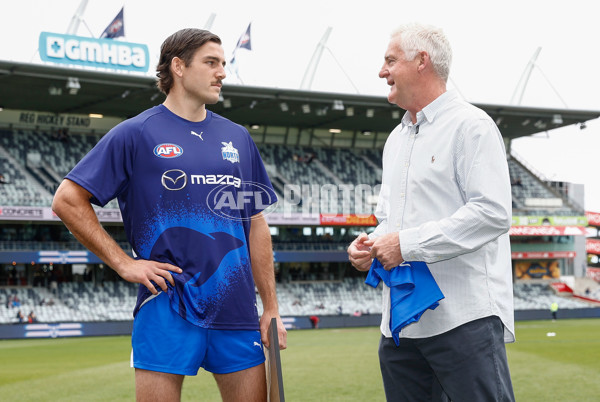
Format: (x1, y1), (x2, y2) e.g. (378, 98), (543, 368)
(115, 259), (182, 295)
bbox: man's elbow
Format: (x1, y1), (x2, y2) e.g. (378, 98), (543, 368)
(495, 204), (512, 233)
(483, 199), (512, 234)
(52, 183), (65, 215)
(500, 214), (512, 233)
(52, 180), (82, 219)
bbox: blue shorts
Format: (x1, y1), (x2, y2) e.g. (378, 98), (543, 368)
(131, 292), (265, 375)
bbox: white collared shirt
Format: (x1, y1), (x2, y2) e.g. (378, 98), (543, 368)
(371, 90), (515, 342)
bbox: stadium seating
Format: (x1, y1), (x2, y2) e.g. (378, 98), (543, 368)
(258, 144), (381, 214)
(0, 282), (136, 324)
(1, 127), (596, 326)
(1, 279), (597, 324)
(1, 129), (383, 213)
(508, 157), (581, 216)
(0, 133), (53, 206)
(2, 127), (584, 216)
(512, 281), (593, 310)
(0, 128), (119, 208)
(260, 278), (381, 317)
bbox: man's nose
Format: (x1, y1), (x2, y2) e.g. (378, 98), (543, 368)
(217, 65), (226, 80)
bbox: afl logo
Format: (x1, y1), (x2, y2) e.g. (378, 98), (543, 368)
(162, 169), (187, 191)
(154, 143), (183, 159)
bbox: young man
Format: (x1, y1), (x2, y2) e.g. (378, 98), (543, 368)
(52, 28), (286, 401)
(348, 23), (515, 401)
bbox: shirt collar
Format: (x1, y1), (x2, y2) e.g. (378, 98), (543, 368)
(401, 90), (458, 128)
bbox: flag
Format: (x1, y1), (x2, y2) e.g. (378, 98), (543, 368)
(230, 23), (252, 66)
(234, 23), (252, 51)
(100, 7), (125, 39)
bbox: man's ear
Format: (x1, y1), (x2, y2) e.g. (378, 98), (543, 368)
(171, 57), (185, 78)
(417, 51), (428, 73)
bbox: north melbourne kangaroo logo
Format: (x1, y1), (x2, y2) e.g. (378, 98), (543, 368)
(221, 142), (239, 163)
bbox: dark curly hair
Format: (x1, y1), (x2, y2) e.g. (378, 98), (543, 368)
(156, 28), (222, 95)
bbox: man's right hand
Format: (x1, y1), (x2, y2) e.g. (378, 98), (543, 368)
(348, 233), (374, 272)
(115, 260), (182, 294)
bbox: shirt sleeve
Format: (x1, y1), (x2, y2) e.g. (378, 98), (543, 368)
(399, 118), (512, 263)
(370, 182), (390, 240)
(369, 135), (392, 240)
(65, 123), (135, 207)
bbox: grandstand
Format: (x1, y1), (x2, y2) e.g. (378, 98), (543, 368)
(1, 276), (596, 325)
(1, 60), (600, 335)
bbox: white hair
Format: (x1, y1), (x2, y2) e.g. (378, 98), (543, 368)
(391, 22), (452, 82)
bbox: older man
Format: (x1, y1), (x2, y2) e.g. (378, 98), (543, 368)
(348, 22), (515, 401)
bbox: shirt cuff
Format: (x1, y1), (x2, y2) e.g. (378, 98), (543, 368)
(398, 227), (420, 261)
(368, 230), (382, 240)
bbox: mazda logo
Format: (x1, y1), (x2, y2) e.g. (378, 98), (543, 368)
(161, 169), (187, 191)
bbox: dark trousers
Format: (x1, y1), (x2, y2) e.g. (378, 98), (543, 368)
(379, 316), (515, 402)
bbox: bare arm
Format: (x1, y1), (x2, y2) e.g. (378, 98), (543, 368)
(52, 179), (181, 294)
(249, 212), (287, 350)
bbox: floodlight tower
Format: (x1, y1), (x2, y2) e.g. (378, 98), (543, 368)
(66, 0), (90, 35)
(300, 27), (332, 90)
(204, 13), (216, 30)
(510, 47), (541, 105)
(511, 47), (569, 108)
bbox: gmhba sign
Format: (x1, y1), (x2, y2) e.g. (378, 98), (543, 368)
(38, 31), (149, 72)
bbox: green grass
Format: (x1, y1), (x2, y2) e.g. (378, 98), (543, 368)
(0, 319), (599, 401)
(507, 319), (600, 402)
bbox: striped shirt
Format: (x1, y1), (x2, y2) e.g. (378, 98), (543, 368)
(370, 90), (515, 342)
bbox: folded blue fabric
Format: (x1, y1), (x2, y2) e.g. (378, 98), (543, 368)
(365, 259), (444, 345)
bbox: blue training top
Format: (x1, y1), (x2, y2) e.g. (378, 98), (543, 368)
(66, 105), (277, 330)
(365, 259), (445, 345)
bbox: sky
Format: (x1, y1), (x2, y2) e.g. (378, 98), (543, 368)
(2, 0), (600, 211)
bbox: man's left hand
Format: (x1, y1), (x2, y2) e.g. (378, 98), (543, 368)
(370, 232), (404, 270)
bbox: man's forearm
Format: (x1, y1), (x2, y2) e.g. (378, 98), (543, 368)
(52, 180), (132, 272)
(249, 214), (279, 313)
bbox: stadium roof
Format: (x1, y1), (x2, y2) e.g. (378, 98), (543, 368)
(1, 60), (599, 139)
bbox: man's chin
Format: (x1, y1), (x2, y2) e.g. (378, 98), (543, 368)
(205, 94), (221, 105)
(387, 91), (397, 105)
